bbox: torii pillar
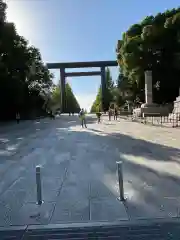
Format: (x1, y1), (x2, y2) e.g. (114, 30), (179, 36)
(101, 66), (106, 111)
(60, 68), (66, 113)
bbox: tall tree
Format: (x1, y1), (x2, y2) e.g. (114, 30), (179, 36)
(90, 87), (102, 113)
(65, 83), (81, 113)
(104, 67), (114, 109)
(116, 7), (180, 104)
(0, 0), (53, 120)
(49, 83), (80, 113)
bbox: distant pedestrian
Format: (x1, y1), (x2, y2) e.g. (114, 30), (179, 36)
(96, 111), (102, 123)
(16, 112), (20, 124)
(79, 108), (87, 128)
(114, 108), (118, 120)
(108, 108), (112, 121)
(50, 111), (55, 119)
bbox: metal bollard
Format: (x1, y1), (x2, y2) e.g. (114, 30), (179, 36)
(36, 165), (43, 205)
(116, 161), (125, 201)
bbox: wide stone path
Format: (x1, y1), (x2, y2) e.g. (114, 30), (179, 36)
(0, 115), (180, 226)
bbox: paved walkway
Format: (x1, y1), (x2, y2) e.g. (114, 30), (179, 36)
(0, 115), (180, 226)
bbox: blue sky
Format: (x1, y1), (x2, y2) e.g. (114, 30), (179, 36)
(6, 0), (180, 111)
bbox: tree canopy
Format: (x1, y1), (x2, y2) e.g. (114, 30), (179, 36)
(91, 8), (180, 111)
(0, 0), (54, 120)
(116, 7), (180, 104)
(49, 83), (80, 114)
(0, 0), (80, 120)
(65, 83), (81, 113)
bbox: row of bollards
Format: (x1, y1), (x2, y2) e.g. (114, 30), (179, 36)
(34, 161), (125, 206)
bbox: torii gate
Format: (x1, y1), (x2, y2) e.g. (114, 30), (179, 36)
(46, 60), (118, 113)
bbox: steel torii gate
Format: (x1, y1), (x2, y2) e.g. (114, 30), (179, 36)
(46, 60), (118, 113)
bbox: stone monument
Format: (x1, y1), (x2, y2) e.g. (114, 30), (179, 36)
(143, 70), (158, 108)
(140, 71), (170, 116)
(171, 88), (180, 114)
(144, 70), (153, 106)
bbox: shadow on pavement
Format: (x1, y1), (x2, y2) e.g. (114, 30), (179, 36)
(0, 116), (180, 226)
(88, 127), (180, 164)
(65, 124), (180, 220)
(0, 115), (97, 161)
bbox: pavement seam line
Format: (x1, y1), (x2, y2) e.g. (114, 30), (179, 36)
(20, 225), (28, 240)
(88, 183), (91, 221)
(49, 166), (69, 223)
(0, 175), (22, 198)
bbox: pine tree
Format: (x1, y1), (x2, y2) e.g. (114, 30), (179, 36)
(65, 83), (80, 113)
(50, 82), (80, 113)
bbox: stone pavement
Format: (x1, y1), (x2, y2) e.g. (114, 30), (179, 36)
(0, 115), (180, 226)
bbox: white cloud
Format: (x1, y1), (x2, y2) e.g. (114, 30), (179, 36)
(75, 94), (96, 112)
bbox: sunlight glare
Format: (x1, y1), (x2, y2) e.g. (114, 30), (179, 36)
(121, 153), (180, 179)
(6, 1), (34, 42)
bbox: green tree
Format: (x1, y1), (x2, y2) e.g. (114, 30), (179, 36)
(90, 87), (102, 113)
(116, 7), (180, 104)
(49, 83), (80, 113)
(65, 83), (80, 113)
(104, 67), (114, 110)
(0, 0), (53, 120)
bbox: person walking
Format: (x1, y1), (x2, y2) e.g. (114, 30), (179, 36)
(114, 108), (118, 120)
(16, 112), (20, 124)
(108, 108), (112, 121)
(50, 110), (55, 119)
(96, 110), (102, 124)
(79, 108), (87, 128)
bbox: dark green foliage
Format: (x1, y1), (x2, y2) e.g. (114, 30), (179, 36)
(50, 83), (80, 113)
(65, 83), (81, 113)
(0, 0), (53, 120)
(0, 0), (80, 120)
(91, 8), (180, 110)
(116, 7), (180, 104)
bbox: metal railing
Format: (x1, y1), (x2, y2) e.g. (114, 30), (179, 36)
(121, 112), (180, 128)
